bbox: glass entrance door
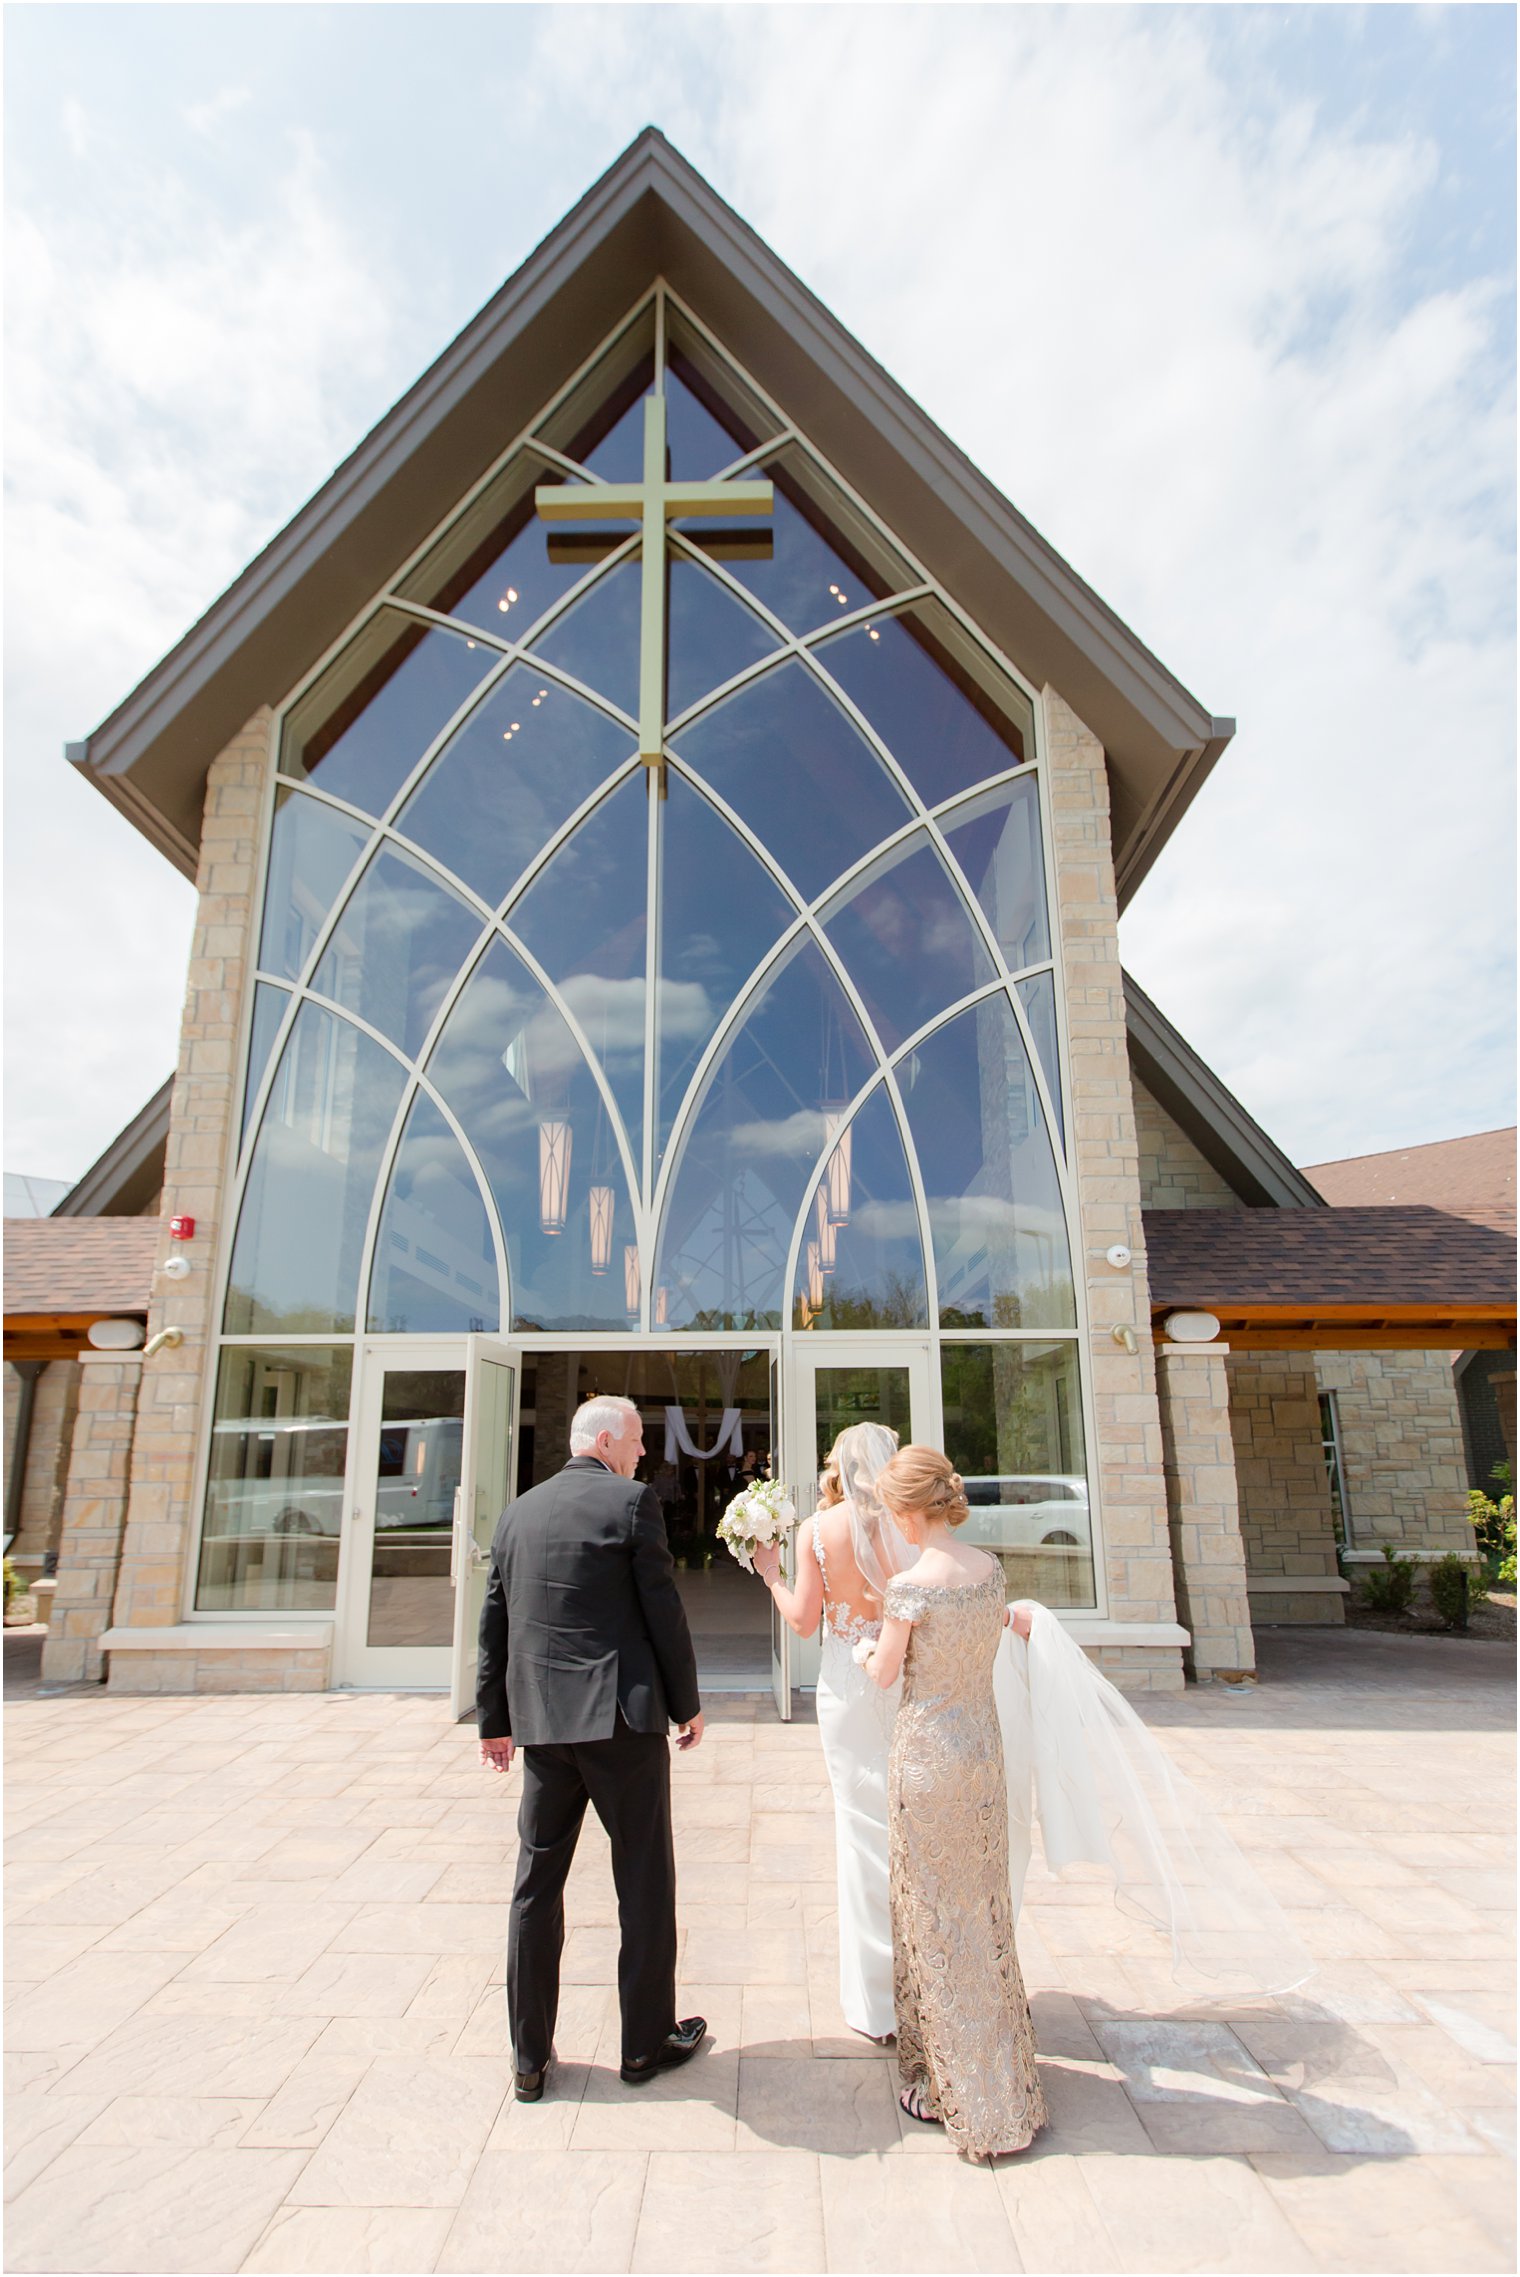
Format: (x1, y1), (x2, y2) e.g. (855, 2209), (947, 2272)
(450, 1339), (521, 1716)
(780, 1339), (939, 1710)
(338, 1342), (467, 1687)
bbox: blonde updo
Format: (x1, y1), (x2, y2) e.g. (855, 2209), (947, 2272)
(818, 1446), (845, 1508)
(878, 1444), (970, 1528)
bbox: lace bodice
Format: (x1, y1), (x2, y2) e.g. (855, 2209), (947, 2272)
(813, 1515), (882, 1649)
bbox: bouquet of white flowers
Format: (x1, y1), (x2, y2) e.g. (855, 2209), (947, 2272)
(716, 1475), (797, 1574)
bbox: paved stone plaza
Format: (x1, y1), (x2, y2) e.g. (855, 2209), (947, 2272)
(4, 1630), (1514, 2275)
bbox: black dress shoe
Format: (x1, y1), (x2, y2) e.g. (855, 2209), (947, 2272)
(514, 2053), (552, 2102)
(620, 2016), (708, 2085)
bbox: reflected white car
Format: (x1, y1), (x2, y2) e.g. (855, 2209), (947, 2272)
(959, 1475), (1091, 1553)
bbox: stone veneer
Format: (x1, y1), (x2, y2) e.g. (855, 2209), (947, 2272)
(1226, 1350), (1345, 1627)
(1315, 1348), (1475, 1560)
(3, 1359), (80, 1573)
(40, 1354), (142, 1682)
(1156, 1341), (1255, 1677)
(1044, 688), (1184, 1689)
(1132, 1079), (1241, 1210)
(100, 712), (304, 1690)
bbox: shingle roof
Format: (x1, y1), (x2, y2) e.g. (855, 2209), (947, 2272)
(3, 1218), (159, 1315)
(1303, 1129), (1516, 1236)
(1143, 1205), (1516, 1314)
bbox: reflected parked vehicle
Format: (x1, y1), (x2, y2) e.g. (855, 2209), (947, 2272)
(207, 1415), (462, 1540)
(959, 1474), (1090, 1552)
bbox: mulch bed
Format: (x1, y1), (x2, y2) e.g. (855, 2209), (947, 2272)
(1343, 1589), (1516, 1643)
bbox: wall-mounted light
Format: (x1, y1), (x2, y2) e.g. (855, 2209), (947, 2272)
(1164, 1310), (1222, 1344)
(589, 1185), (614, 1275)
(539, 1120), (572, 1235)
(87, 1319), (145, 1351)
(624, 1244), (641, 1319)
(822, 1107), (852, 1227)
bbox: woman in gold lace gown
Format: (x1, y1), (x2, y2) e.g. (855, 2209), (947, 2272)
(859, 1445), (1046, 2162)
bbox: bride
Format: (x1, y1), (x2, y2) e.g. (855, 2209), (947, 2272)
(750, 1422), (909, 2039)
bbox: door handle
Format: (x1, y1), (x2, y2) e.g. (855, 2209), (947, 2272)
(450, 1488), (463, 1587)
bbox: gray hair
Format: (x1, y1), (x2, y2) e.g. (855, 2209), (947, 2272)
(570, 1396), (640, 1454)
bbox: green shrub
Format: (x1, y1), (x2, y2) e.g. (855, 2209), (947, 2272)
(2, 1558), (18, 1613)
(1468, 1484), (1516, 1585)
(1429, 1552), (1484, 1631)
(1360, 1544), (1417, 1615)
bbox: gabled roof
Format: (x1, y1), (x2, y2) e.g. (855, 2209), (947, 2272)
(1304, 1128), (1516, 1235)
(1124, 975), (1324, 1209)
(3, 1218), (159, 1315)
(52, 1079), (171, 1219)
(70, 129), (1231, 899)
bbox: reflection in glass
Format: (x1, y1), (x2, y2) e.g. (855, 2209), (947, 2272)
(242, 982), (292, 1145)
(528, 560), (641, 722)
(656, 937), (875, 1329)
(195, 1345), (352, 1612)
(425, 937), (635, 1333)
(812, 1366), (912, 1471)
(283, 617), (495, 814)
(940, 1341), (1093, 1608)
(792, 1086), (929, 1329)
(815, 606), (1030, 807)
(821, 833), (995, 1051)
(420, 471), (623, 642)
(367, 1368), (466, 1647)
(225, 1004), (407, 1333)
(509, 772), (648, 1163)
(314, 846), (485, 1061)
(675, 660), (911, 902)
(665, 358), (758, 478)
(940, 777), (1049, 971)
(657, 772), (796, 1165)
(898, 994), (1074, 1330)
(571, 355), (656, 481)
(259, 793), (369, 981)
(667, 556), (779, 723)
(367, 1091), (499, 1334)
(688, 460), (890, 636)
(397, 668), (633, 909)
(1016, 970), (1063, 1146)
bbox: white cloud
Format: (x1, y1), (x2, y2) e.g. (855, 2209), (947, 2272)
(183, 87), (252, 138)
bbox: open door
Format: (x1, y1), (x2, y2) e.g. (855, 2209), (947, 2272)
(784, 1339), (940, 1698)
(449, 1338), (521, 1719)
(769, 1351), (790, 1720)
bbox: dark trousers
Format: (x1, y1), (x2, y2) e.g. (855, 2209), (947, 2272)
(507, 1728), (678, 2073)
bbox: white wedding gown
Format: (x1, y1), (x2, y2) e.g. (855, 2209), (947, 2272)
(811, 1515), (900, 2038)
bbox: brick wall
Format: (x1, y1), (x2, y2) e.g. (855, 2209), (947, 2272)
(1132, 1077), (1244, 1210)
(1044, 688), (1181, 1686)
(109, 712), (272, 1635)
(1315, 1348), (1475, 1557)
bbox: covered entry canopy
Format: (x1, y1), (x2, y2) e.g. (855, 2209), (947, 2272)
(3, 1219), (158, 1361)
(1143, 1205), (1517, 1352)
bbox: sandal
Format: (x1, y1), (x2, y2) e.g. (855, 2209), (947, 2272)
(899, 2083), (942, 2126)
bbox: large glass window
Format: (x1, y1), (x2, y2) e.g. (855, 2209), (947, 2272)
(196, 1346), (352, 1611)
(210, 293), (1094, 1617)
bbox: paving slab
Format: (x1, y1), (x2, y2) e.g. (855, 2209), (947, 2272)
(1, 1624), (1513, 2274)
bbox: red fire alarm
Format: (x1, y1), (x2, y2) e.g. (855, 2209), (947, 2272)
(169, 1215), (196, 1241)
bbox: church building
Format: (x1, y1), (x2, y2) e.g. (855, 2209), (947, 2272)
(25, 133), (1513, 1706)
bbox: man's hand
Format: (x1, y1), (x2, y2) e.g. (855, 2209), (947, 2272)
(674, 1712), (705, 1753)
(480, 1735), (516, 1773)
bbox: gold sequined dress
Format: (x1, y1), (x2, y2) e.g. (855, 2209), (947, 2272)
(885, 1569), (1046, 2159)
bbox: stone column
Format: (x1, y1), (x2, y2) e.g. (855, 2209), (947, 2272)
(1044, 687), (1184, 1690)
(1155, 1339), (1255, 1681)
(108, 711), (272, 1640)
(41, 1354), (144, 1683)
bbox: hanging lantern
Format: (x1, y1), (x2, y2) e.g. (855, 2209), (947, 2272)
(822, 1106), (852, 1227)
(624, 1244), (641, 1319)
(655, 1285), (669, 1327)
(806, 1240), (825, 1314)
(538, 1119), (572, 1235)
(815, 1183), (837, 1276)
(589, 1185), (614, 1275)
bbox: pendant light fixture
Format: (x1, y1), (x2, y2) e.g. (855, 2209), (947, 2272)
(624, 1244), (641, 1321)
(806, 1240), (825, 1315)
(589, 1185), (614, 1275)
(822, 1105), (852, 1227)
(815, 1182), (837, 1276)
(538, 1119), (572, 1235)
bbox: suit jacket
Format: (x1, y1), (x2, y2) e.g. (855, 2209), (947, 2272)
(476, 1456), (701, 1745)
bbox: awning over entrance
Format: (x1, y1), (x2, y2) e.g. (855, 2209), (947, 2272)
(1143, 1205), (1517, 1351)
(3, 1218), (157, 1360)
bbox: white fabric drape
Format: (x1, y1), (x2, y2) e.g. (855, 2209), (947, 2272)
(993, 1602), (1313, 2000)
(663, 1406), (744, 1464)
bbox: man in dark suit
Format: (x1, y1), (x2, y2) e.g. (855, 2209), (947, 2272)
(477, 1394), (706, 2102)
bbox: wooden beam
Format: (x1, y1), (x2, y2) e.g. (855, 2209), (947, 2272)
(1156, 1324), (1516, 1353)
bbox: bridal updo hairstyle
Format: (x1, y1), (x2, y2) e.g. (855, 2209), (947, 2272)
(817, 1445), (845, 1509)
(878, 1444), (971, 1527)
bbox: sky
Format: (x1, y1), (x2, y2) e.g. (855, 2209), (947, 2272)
(5, 1), (1515, 1183)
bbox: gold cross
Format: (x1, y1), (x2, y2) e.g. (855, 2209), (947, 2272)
(535, 395), (774, 766)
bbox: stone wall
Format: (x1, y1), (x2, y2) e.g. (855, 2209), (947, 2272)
(1226, 1349), (1344, 1627)
(108, 712), (272, 1639)
(1132, 1077), (1244, 1210)
(1044, 688), (1182, 1688)
(1157, 1341), (1255, 1676)
(3, 1359), (79, 1569)
(41, 1355), (142, 1681)
(1316, 1348), (1475, 1557)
